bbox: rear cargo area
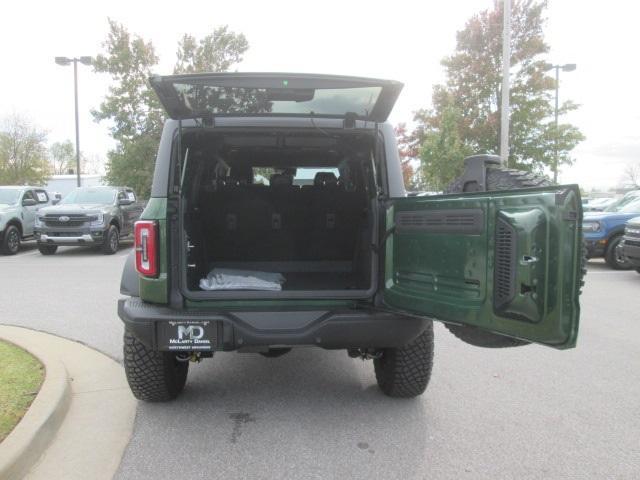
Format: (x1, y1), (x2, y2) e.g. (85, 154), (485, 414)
(179, 129), (378, 296)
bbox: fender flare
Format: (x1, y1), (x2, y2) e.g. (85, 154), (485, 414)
(3, 218), (23, 235)
(120, 250), (139, 296)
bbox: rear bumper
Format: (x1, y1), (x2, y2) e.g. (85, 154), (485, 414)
(118, 297), (429, 351)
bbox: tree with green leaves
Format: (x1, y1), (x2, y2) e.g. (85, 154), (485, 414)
(0, 115), (49, 185)
(174, 26), (248, 74)
(395, 123), (419, 190)
(419, 102), (472, 191)
(93, 20), (249, 198)
(411, 0), (583, 186)
(49, 140), (76, 175)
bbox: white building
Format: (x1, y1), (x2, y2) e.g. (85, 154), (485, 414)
(44, 174), (105, 197)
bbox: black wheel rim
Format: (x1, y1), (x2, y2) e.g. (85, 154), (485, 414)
(110, 231), (119, 251)
(615, 246), (628, 267)
(7, 230), (19, 252)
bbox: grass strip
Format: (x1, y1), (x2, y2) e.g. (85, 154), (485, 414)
(0, 340), (44, 442)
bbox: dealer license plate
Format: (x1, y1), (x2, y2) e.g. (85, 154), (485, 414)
(157, 320), (216, 351)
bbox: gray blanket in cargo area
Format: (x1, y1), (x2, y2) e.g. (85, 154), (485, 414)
(199, 268), (286, 291)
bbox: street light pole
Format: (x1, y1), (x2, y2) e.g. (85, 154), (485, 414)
(545, 63), (576, 183)
(55, 56), (92, 187)
(500, 0), (511, 167)
(73, 59), (81, 188)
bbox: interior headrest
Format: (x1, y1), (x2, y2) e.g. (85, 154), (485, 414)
(270, 173), (293, 187)
(314, 172), (338, 187)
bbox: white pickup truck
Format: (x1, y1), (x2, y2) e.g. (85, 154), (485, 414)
(0, 186), (53, 255)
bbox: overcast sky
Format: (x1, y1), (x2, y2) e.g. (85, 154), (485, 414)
(1, 0), (638, 190)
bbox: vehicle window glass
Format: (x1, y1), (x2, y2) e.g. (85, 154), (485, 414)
(293, 168), (339, 186)
(117, 191), (127, 200)
(252, 168), (276, 185)
(35, 190), (49, 203)
(171, 83), (383, 118)
(0, 189), (21, 205)
(126, 191), (136, 201)
(22, 190), (35, 201)
(250, 167), (340, 186)
(619, 199), (640, 213)
(60, 188), (117, 205)
(606, 194), (640, 212)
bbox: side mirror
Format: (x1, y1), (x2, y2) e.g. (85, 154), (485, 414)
(52, 198), (61, 205)
(22, 198), (37, 207)
(118, 198), (133, 206)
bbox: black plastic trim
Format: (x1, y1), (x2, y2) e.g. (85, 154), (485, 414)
(118, 297), (428, 351)
(395, 208), (484, 234)
(493, 214), (517, 310)
(120, 250), (139, 296)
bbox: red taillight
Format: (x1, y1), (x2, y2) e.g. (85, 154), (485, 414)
(134, 221), (158, 277)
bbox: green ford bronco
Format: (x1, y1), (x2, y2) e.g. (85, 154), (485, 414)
(118, 73), (583, 402)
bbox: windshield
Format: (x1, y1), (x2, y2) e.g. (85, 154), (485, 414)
(618, 198), (640, 213)
(60, 188), (116, 205)
(605, 194), (640, 212)
(0, 189), (21, 205)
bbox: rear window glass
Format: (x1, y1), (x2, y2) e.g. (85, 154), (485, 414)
(172, 84), (382, 118)
(293, 168), (339, 186)
(251, 168), (339, 186)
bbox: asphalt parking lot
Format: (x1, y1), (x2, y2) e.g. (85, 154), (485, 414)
(1, 243), (639, 479)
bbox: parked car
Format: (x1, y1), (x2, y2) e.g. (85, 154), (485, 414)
(583, 197), (640, 269)
(118, 72), (583, 402)
(0, 186), (52, 255)
(34, 186), (144, 255)
(583, 197), (616, 212)
(619, 216), (640, 273)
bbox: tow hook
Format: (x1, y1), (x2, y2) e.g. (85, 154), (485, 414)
(176, 352), (204, 363)
(347, 348), (382, 360)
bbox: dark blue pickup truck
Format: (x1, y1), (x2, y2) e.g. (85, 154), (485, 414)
(583, 196), (640, 269)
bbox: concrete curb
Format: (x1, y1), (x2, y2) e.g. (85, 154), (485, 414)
(0, 334), (72, 480)
(0, 325), (137, 480)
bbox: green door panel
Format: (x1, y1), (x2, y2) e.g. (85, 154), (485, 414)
(384, 186), (582, 349)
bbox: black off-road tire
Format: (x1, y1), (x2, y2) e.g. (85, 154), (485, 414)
(123, 328), (189, 402)
(443, 166), (587, 348)
(1, 225), (21, 255)
(38, 244), (58, 255)
(374, 322), (434, 398)
(102, 225), (120, 255)
(604, 235), (631, 270)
